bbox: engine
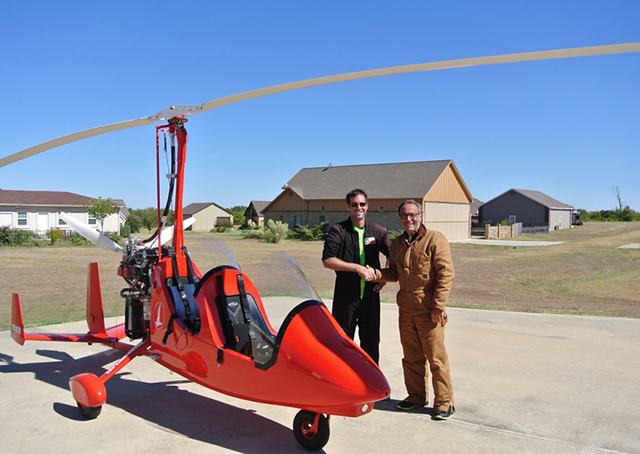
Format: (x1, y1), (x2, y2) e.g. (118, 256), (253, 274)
(117, 240), (163, 339)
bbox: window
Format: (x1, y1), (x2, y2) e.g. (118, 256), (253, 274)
(294, 215), (302, 226)
(508, 215), (516, 224)
(18, 212), (27, 226)
(88, 214), (96, 225)
(58, 216), (67, 226)
(320, 206), (325, 212)
(378, 206), (385, 213)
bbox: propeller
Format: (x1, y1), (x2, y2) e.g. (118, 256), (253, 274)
(1, 42), (638, 168)
(59, 212), (196, 254)
(59, 212), (125, 254)
(147, 217), (196, 249)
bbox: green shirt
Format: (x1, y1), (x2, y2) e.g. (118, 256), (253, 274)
(353, 225), (366, 299)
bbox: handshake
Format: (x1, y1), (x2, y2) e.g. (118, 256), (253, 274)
(357, 264), (377, 282)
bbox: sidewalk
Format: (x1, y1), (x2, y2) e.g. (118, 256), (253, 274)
(1, 301), (639, 453)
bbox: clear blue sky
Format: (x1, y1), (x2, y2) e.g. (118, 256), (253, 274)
(1, 1), (638, 211)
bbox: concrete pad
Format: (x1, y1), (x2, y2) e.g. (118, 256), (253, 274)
(2, 301), (639, 453)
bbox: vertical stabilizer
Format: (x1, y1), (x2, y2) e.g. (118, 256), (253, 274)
(11, 293), (26, 346)
(86, 262), (107, 335)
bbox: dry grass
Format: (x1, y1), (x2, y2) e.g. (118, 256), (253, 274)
(1, 222), (638, 331)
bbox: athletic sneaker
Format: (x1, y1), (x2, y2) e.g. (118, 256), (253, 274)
(434, 405), (455, 420)
(396, 399), (422, 411)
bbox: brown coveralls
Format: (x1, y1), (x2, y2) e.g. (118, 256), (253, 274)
(376, 224), (455, 411)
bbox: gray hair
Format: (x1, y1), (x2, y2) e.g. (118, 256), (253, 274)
(397, 199), (422, 215)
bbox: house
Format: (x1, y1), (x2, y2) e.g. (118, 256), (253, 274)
(244, 201), (269, 227)
(479, 189), (573, 231)
(0, 188), (127, 235)
(262, 160), (474, 240)
(183, 202), (233, 232)
(470, 198), (484, 226)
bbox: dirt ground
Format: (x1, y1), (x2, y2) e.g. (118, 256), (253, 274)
(1, 222), (638, 330)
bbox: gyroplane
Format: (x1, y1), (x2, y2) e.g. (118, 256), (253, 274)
(3, 42), (639, 451)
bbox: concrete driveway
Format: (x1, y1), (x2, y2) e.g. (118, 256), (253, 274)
(1, 300), (639, 453)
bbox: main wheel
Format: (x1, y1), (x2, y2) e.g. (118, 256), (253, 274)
(293, 410), (330, 451)
(77, 402), (102, 419)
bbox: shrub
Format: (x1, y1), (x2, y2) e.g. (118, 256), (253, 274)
(289, 222), (328, 241)
(387, 229), (404, 240)
(262, 220), (289, 243)
(119, 224), (132, 238)
(46, 229), (65, 245)
(69, 234), (89, 246)
(0, 226), (38, 246)
(212, 222), (232, 233)
(241, 229), (263, 239)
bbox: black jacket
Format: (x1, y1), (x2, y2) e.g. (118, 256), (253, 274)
(322, 218), (391, 304)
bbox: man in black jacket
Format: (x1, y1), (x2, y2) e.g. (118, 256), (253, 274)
(322, 189), (390, 364)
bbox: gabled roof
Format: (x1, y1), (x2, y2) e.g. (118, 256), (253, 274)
(184, 202), (231, 216)
(248, 201), (270, 215)
(485, 189), (573, 209)
(470, 198), (484, 214)
(280, 160), (464, 200)
(0, 189), (125, 207)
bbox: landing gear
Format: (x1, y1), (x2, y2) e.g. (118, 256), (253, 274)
(293, 410), (330, 451)
(77, 402), (102, 419)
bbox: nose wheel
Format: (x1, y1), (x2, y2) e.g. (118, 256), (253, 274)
(77, 403), (102, 419)
(293, 410), (330, 451)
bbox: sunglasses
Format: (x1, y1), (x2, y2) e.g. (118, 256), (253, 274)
(349, 202), (367, 208)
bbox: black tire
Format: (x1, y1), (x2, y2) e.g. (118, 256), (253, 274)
(77, 403), (102, 419)
(293, 410), (330, 451)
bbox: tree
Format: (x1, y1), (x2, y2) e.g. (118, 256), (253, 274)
(227, 205), (247, 225)
(86, 198), (117, 233)
(612, 186), (625, 211)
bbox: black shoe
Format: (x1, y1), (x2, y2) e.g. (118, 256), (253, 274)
(396, 399), (422, 411)
(434, 405), (455, 420)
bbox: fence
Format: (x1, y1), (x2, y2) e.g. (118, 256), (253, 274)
(522, 225), (549, 235)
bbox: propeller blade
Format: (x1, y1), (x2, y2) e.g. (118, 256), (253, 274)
(147, 217), (196, 249)
(1, 42), (638, 168)
(59, 212), (125, 254)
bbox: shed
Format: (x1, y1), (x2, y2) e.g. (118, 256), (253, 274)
(183, 202), (233, 232)
(479, 189), (573, 231)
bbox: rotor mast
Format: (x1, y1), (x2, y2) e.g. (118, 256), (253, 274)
(155, 117), (188, 256)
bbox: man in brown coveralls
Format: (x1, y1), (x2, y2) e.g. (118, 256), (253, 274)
(368, 199), (455, 419)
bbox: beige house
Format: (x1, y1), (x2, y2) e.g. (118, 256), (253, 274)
(183, 202), (233, 232)
(263, 160), (474, 240)
(0, 188), (127, 235)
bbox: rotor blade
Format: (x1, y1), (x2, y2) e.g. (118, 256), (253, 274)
(1, 42), (638, 168)
(147, 217), (196, 249)
(60, 212), (125, 254)
(196, 42), (640, 114)
(0, 117), (155, 169)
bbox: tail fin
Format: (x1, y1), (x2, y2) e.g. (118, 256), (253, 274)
(86, 262), (107, 335)
(11, 293), (26, 346)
